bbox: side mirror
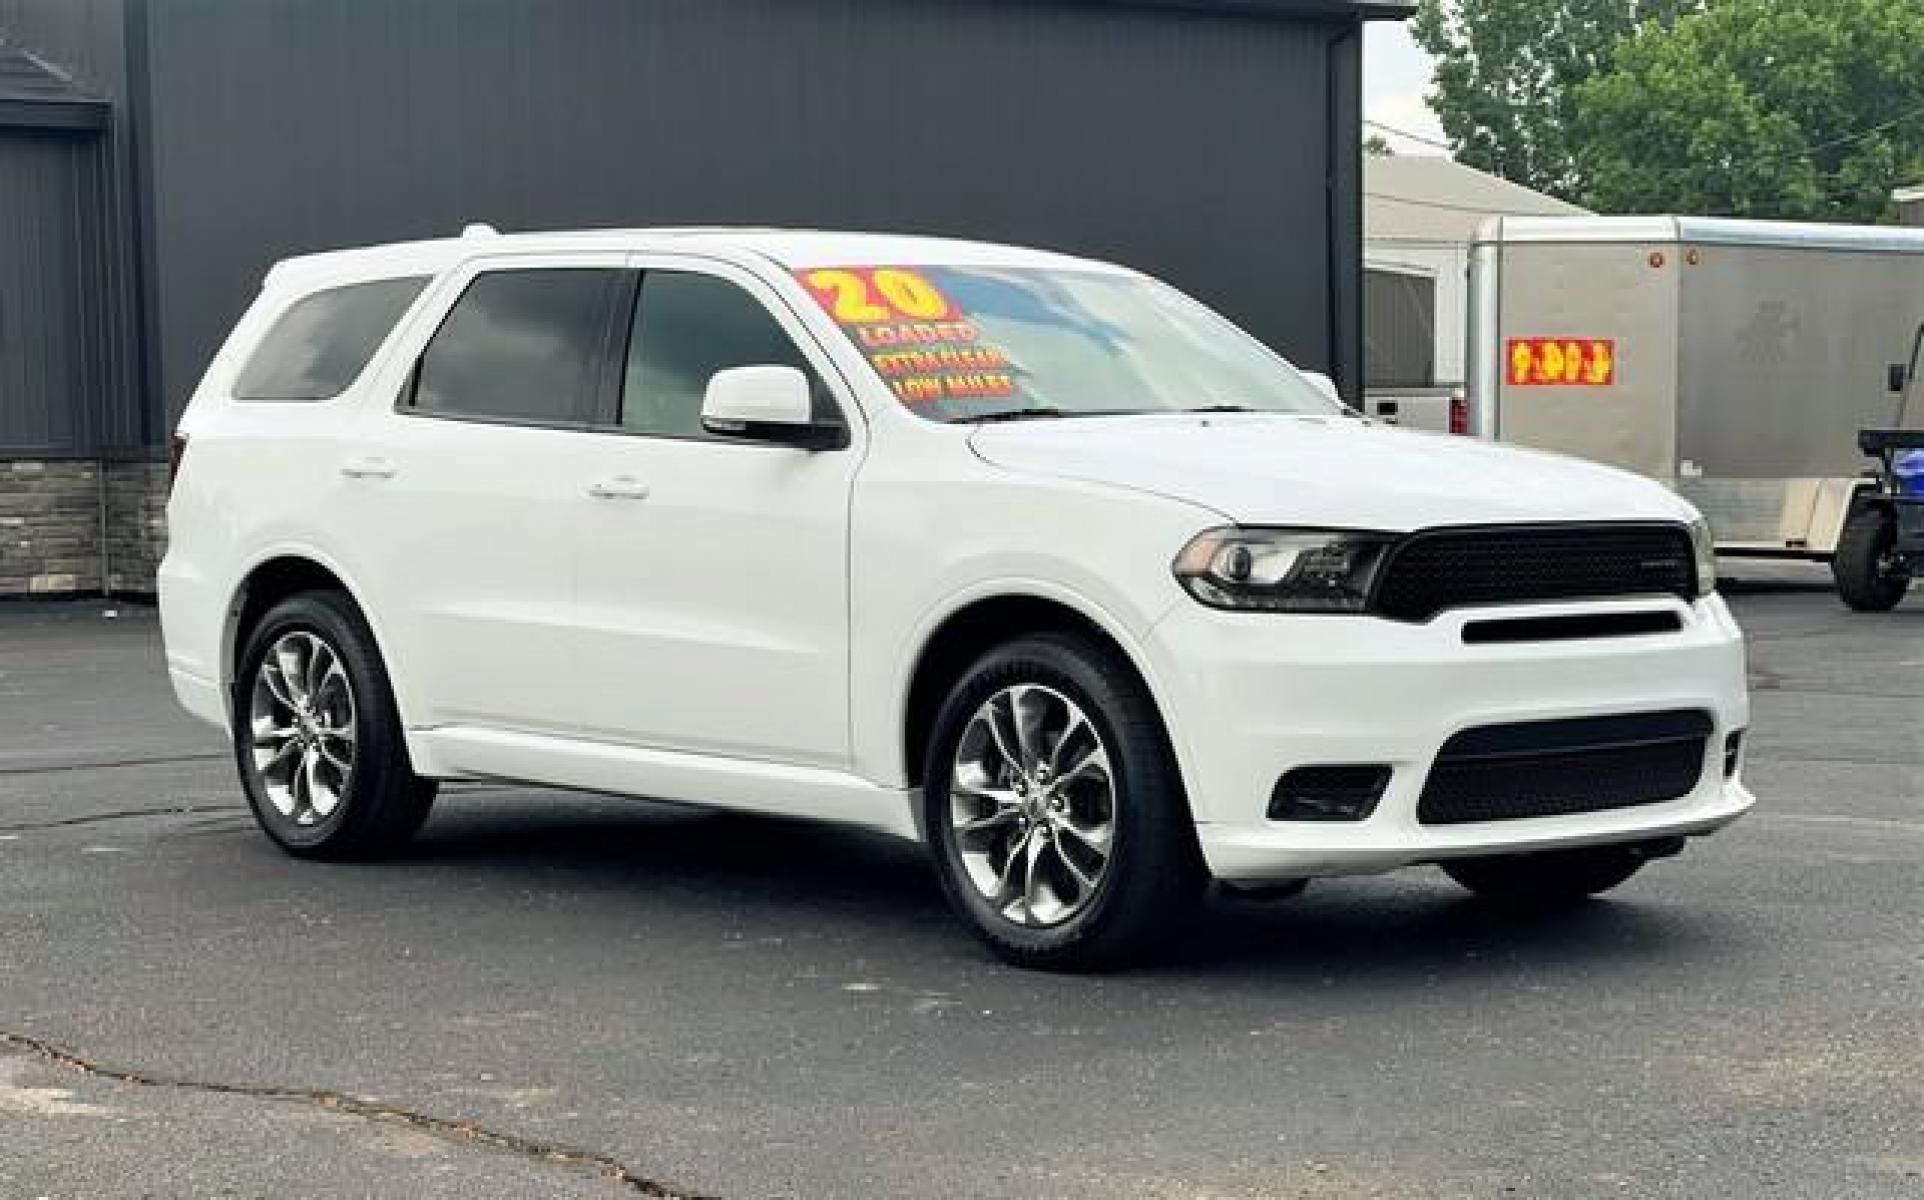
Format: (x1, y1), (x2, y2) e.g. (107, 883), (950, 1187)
(1302, 371), (1342, 407)
(1889, 363), (1910, 394)
(701, 365), (844, 449)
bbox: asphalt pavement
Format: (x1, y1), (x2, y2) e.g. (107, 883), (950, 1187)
(1, 569), (1919, 1199)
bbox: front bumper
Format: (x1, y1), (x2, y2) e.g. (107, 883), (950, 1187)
(1143, 594), (1753, 884)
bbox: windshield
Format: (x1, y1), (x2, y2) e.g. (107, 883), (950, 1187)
(794, 266), (1341, 423)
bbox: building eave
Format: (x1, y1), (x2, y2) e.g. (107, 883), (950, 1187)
(1059, 0), (1415, 20)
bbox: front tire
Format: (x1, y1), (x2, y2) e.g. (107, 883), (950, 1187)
(232, 591), (436, 860)
(1442, 844), (1654, 907)
(922, 634), (1203, 971)
(1833, 506), (1911, 612)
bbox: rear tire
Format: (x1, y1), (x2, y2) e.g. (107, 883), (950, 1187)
(1833, 506), (1911, 612)
(232, 591), (436, 860)
(1442, 844), (1654, 907)
(921, 634), (1204, 971)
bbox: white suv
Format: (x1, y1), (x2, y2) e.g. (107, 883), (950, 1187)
(161, 228), (1752, 969)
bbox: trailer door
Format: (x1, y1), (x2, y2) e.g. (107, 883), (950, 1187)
(1491, 241), (1679, 483)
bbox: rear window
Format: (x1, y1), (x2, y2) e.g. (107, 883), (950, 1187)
(409, 268), (623, 426)
(232, 276), (429, 402)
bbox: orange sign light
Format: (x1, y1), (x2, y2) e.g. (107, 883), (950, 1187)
(1507, 338), (1616, 387)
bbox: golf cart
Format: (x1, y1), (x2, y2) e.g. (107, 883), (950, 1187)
(1833, 341), (1924, 611)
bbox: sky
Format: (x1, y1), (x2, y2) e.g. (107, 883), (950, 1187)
(1364, 20), (1447, 155)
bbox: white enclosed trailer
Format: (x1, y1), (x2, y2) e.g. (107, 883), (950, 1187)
(1467, 216), (1924, 557)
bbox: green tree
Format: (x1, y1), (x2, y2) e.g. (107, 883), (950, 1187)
(1413, 0), (1700, 200)
(1575, 0), (1924, 221)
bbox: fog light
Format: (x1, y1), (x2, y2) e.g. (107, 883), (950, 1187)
(1269, 766), (1392, 822)
(1723, 731), (1745, 778)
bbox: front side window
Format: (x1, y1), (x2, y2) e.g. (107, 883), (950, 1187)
(620, 271), (817, 439)
(233, 276), (428, 402)
(795, 266), (1339, 423)
(412, 269), (622, 424)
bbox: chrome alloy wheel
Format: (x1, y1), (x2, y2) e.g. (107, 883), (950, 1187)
(948, 684), (1116, 928)
(249, 631), (356, 827)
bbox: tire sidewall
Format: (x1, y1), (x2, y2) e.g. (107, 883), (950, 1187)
(231, 594), (382, 854)
(921, 636), (1182, 965)
(1834, 508), (1910, 611)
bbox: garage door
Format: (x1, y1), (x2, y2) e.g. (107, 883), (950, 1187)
(0, 130), (102, 453)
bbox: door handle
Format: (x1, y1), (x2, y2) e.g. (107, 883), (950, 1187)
(340, 457), (398, 480)
(587, 476), (651, 501)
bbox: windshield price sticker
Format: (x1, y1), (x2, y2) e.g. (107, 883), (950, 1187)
(1508, 337), (1616, 387)
(800, 268), (1018, 403)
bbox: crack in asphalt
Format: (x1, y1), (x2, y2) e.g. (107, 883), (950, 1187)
(0, 750), (228, 777)
(0, 1030), (709, 1198)
(0, 805), (237, 834)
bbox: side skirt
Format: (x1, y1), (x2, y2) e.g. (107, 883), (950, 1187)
(408, 726), (921, 841)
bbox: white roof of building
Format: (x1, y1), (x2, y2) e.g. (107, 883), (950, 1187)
(1366, 156), (1589, 245)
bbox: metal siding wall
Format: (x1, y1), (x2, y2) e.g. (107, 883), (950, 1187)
(143, 0), (1345, 430)
(0, 133), (92, 452)
(1325, 21), (1364, 402)
(0, 0), (126, 96)
(0, 0), (144, 455)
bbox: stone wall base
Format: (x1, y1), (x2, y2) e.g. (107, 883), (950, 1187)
(0, 459), (168, 597)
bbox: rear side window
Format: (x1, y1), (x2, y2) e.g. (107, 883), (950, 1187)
(411, 268), (623, 425)
(621, 271), (822, 439)
(232, 276), (429, 401)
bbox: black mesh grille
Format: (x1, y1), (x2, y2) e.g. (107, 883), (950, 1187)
(1419, 710), (1713, 826)
(1372, 524), (1697, 622)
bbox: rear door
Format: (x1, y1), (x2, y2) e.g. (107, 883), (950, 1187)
(335, 256), (630, 733)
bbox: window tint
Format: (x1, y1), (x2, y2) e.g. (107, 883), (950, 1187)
(621, 272), (817, 439)
(412, 269), (621, 424)
(233, 276), (428, 401)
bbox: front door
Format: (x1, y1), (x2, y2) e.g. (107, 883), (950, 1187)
(570, 261), (860, 768)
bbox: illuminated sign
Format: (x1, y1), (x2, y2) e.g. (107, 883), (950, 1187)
(1507, 338), (1616, 387)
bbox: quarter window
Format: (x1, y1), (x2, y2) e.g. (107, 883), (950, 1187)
(621, 271), (821, 439)
(232, 276), (428, 402)
(412, 269), (623, 425)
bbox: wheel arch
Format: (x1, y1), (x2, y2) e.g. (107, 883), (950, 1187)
(222, 550), (407, 718)
(896, 588), (1191, 797)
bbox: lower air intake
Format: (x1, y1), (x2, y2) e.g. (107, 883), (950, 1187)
(1419, 710), (1713, 826)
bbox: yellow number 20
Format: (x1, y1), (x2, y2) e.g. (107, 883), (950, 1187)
(806, 270), (892, 323)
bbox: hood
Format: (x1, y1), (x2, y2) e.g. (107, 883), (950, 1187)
(968, 414), (1697, 531)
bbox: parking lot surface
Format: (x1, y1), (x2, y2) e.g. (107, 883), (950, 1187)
(1, 573), (1919, 1199)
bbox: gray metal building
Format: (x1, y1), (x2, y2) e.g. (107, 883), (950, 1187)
(0, 0), (1408, 595)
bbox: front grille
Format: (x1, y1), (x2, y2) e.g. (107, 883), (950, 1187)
(1418, 710), (1713, 826)
(1371, 523), (1697, 622)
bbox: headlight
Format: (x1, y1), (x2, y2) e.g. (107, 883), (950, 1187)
(1173, 528), (1396, 613)
(1689, 518), (1718, 597)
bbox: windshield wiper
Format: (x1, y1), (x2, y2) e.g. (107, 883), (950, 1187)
(954, 408), (1139, 425)
(956, 408), (1068, 424)
(1183, 404), (1260, 414)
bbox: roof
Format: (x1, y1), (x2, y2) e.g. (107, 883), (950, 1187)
(263, 227), (1132, 292)
(1476, 215), (1924, 255)
(1365, 156), (1588, 245)
(1081, 0), (1413, 18)
(0, 46), (106, 131)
